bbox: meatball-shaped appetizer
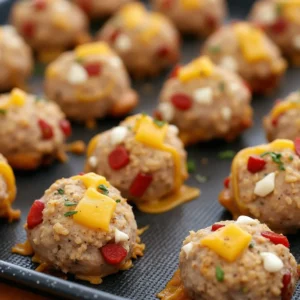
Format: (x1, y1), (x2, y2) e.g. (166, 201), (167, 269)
(0, 154), (20, 221)
(11, 0), (89, 61)
(152, 0), (226, 36)
(0, 25), (33, 92)
(45, 42), (138, 126)
(202, 22), (287, 94)
(159, 218), (298, 300)
(0, 88), (71, 170)
(249, 0), (300, 65)
(264, 92), (300, 142)
(75, 0), (133, 18)
(219, 139), (300, 233)
(25, 173), (143, 283)
(85, 114), (200, 213)
(97, 3), (180, 77)
(155, 56), (253, 145)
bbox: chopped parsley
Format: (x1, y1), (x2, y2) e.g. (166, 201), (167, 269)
(249, 241), (255, 249)
(75, 57), (83, 64)
(64, 211), (78, 217)
(219, 81), (226, 92)
(195, 174), (208, 183)
(187, 160), (196, 173)
(116, 199), (121, 203)
(209, 45), (221, 54)
(64, 201), (77, 207)
(216, 266), (224, 282)
(153, 119), (166, 128)
(98, 184), (109, 195)
(0, 109), (7, 115)
(35, 96), (46, 102)
(261, 152), (285, 170)
(289, 155), (294, 161)
(57, 188), (64, 195)
(218, 150), (236, 160)
(276, 3), (282, 16)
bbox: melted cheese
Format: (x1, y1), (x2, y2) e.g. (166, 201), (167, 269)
(234, 23), (269, 62)
(120, 3), (145, 29)
(11, 240), (34, 256)
(86, 134), (101, 158)
(75, 42), (111, 59)
(0, 88), (26, 110)
(180, 0), (202, 10)
(271, 100), (300, 120)
(72, 172), (108, 189)
(281, 0), (300, 25)
(136, 185), (200, 214)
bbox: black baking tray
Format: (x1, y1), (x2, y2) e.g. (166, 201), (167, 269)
(0, 0), (300, 299)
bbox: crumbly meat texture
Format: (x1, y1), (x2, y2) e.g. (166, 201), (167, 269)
(152, 0), (226, 36)
(179, 221), (298, 300)
(26, 177), (137, 277)
(0, 26), (33, 92)
(202, 22), (287, 94)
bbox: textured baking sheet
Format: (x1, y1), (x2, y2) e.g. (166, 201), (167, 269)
(0, 0), (300, 299)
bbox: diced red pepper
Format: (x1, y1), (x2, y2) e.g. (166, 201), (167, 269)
(109, 29), (121, 43)
(84, 63), (102, 77)
(33, 0), (47, 10)
(270, 19), (288, 34)
(261, 231), (290, 248)
(100, 244), (128, 265)
(169, 65), (181, 79)
(38, 119), (54, 140)
(153, 110), (163, 121)
(272, 118), (279, 127)
(76, 0), (92, 14)
(78, 172), (85, 176)
(171, 93), (192, 110)
(281, 272), (292, 300)
(129, 173), (153, 197)
(223, 177), (230, 188)
(22, 21), (35, 38)
(162, 0), (173, 9)
(211, 224), (225, 231)
(157, 46), (170, 59)
(294, 138), (300, 157)
(205, 14), (217, 30)
(243, 80), (252, 93)
(59, 119), (72, 137)
(108, 146), (130, 170)
(27, 200), (45, 229)
(247, 155), (266, 173)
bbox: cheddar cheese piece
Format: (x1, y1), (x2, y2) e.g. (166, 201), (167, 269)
(271, 101), (300, 120)
(0, 88), (26, 110)
(72, 173), (109, 189)
(75, 42), (111, 59)
(180, 0), (202, 10)
(120, 3), (145, 29)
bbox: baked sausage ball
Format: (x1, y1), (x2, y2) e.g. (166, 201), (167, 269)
(152, 0), (226, 36)
(0, 88), (71, 170)
(85, 114), (200, 213)
(219, 139), (300, 233)
(0, 25), (33, 92)
(202, 22), (287, 94)
(10, 0), (89, 62)
(155, 56), (253, 145)
(264, 91), (300, 142)
(25, 173), (143, 283)
(249, 0), (300, 65)
(158, 218), (297, 300)
(97, 3), (180, 77)
(45, 42), (138, 126)
(0, 154), (20, 221)
(74, 0), (133, 18)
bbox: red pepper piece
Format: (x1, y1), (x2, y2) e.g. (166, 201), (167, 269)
(211, 224), (225, 231)
(27, 200), (45, 229)
(270, 19), (288, 34)
(84, 63), (102, 77)
(100, 244), (128, 265)
(205, 14), (217, 30)
(294, 138), (300, 157)
(261, 231), (290, 248)
(153, 110), (163, 121)
(223, 177), (230, 188)
(281, 272), (292, 300)
(129, 173), (153, 197)
(109, 29), (121, 43)
(169, 65), (181, 79)
(243, 80), (252, 93)
(22, 21), (35, 38)
(77, 0), (92, 14)
(171, 93), (192, 110)
(33, 0), (47, 10)
(162, 0), (173, 9)
(38, 119), (54, 140)
(59, 119), (72, 137)
(78, 172), (85, 176)
(108, 146), (130, 170)
(157, 46), (170, 58)
(247, 155), (266, 173)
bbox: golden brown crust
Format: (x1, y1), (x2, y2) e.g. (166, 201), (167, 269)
(110, 90), (139, 117)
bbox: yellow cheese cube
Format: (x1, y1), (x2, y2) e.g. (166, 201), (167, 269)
(283, 1), (300, 25)
(72, 173), (109, 190)
(135, 115), (168, 148)
(73, 187), (116, 231)
(201, 224), (252, 262)
(120, 3), (145, 29)
(75, 42), (111, 59)
(52, 15), (70, 31)
(180, 0), (202, 10)
(10, 88), (26, 106)
(139, 15), (161, 43)
(178, 56), (214, 83)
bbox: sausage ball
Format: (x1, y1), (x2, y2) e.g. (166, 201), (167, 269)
(202, 22), (287, 94)
(85, 114), (200, 213)
(177, 218), (298, 300)
(10, 0), (89, 62)
(0, 88), (71, 170)
(249, 0), (300, 65)
(26, 173), (143, 282)
(264, 91), (300, 142)
(219, 139), (300, 233)
(152, 0), (226, 36)
(0, 154), (20, 221)
(45, 42), (138, 126)
(74, 0), (133, 18)
(97, 3), (180, 77)
(155, 56), (253, 145)
(0, 25), (33, 92)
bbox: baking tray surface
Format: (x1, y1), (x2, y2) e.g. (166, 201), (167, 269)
(0, 0), (300, 299)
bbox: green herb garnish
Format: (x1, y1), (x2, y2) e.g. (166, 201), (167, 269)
(276, 3), (282, 16)
(116, 199), (121, 203)
(64, 201), (77, 207)
(75, 57), (83, 64)
(187, 160), (196, 173)
(249, 241), (255, 249)
(289, 155), (294, 161)
(219, 81), (226, 92)
(0, 109), (7, 115)
(261, 152), (285, 170)
(64, 211), (78, 217)
(35, 96), (46, 102)
(153, 119), (166, 128)
(98, 184), (109, 195)
(218, 150), (236, 160)
(195, 174), (208, 183)
(57, 188), (64, 195)
(216, 266), (224, 282)
(209, 45), (221, 54)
